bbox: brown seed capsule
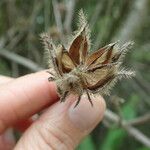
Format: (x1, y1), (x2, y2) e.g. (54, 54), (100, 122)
(41, 10), (135, 107)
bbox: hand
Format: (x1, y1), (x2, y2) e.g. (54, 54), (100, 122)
(0, 71), (105, 150)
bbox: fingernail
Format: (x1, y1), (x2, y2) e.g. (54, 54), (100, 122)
(68, 95), (105, 131)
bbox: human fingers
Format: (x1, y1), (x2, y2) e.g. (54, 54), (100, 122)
(0, 75), (13, 85)
(0, 71), (58, 133)
(15, 95), (106, 150)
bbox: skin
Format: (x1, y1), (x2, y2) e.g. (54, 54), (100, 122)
(0, 71), (106, 150)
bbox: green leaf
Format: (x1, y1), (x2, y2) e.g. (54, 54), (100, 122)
(100, 128), (126, 150)
(122, 94), (139, 120)
(76, 135), (95, 150)
(137, 147), (150, 150)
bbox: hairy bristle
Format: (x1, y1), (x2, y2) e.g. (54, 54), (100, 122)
(118, 41), (134, 61)
(66, 9), (91, 51)
(117, 69), (135, 79)
(40, 10), (135, 106)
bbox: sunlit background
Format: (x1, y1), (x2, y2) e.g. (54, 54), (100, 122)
(0, 0), (150, 150)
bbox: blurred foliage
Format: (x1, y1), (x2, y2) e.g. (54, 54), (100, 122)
(0, 0), (150, 149)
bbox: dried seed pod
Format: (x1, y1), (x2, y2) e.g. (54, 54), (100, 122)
(41, 10), (135, 107)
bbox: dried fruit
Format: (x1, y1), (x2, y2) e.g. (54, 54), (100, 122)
(41, 10), (135, 107)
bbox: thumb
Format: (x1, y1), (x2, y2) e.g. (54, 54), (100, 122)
(15, 95), (106, 150)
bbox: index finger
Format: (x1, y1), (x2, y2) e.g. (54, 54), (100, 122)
(0, 71), (58, 133)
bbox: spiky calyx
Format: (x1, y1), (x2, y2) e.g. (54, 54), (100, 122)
(41, 10), (135, 107)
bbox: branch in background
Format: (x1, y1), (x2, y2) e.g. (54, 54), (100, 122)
(5, 0), (17, 27)
(123, 125), (150, 148)
(64, 0), (76, 33)
(6, 29), (27, 50)
(52, 0), (64, 42)
(134, 75), (150, 96)
(104, 109), (150, 147)
(0, 27), (20, 49)
(113, 0), (148, 43)
(131, 79), (150, 106)
(125, 113), (150, 126)
(0, 49), (43, 72)
(89, 0), (103, 30)
(94, 0), (115, 50)
(110, 0), (150, 106)
(44, 0), (50, 31)
(28, 0), (43, 33)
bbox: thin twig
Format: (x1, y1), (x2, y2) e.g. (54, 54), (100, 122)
(64, 0), (76, 33)
(113, 0), (148, 43)
(52, 0), (64, 42)
(89, 0), (103, 30)
(0, 49), (43, 71)
(123, 125), (150, 148)
(94, 0), (115, 50)
(104, 109), (150, 147)
(44, 0), (50, 31)
(131, 79), (150, 106)
(134, 75), (150, 96)
(125, 113), (150, 126)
